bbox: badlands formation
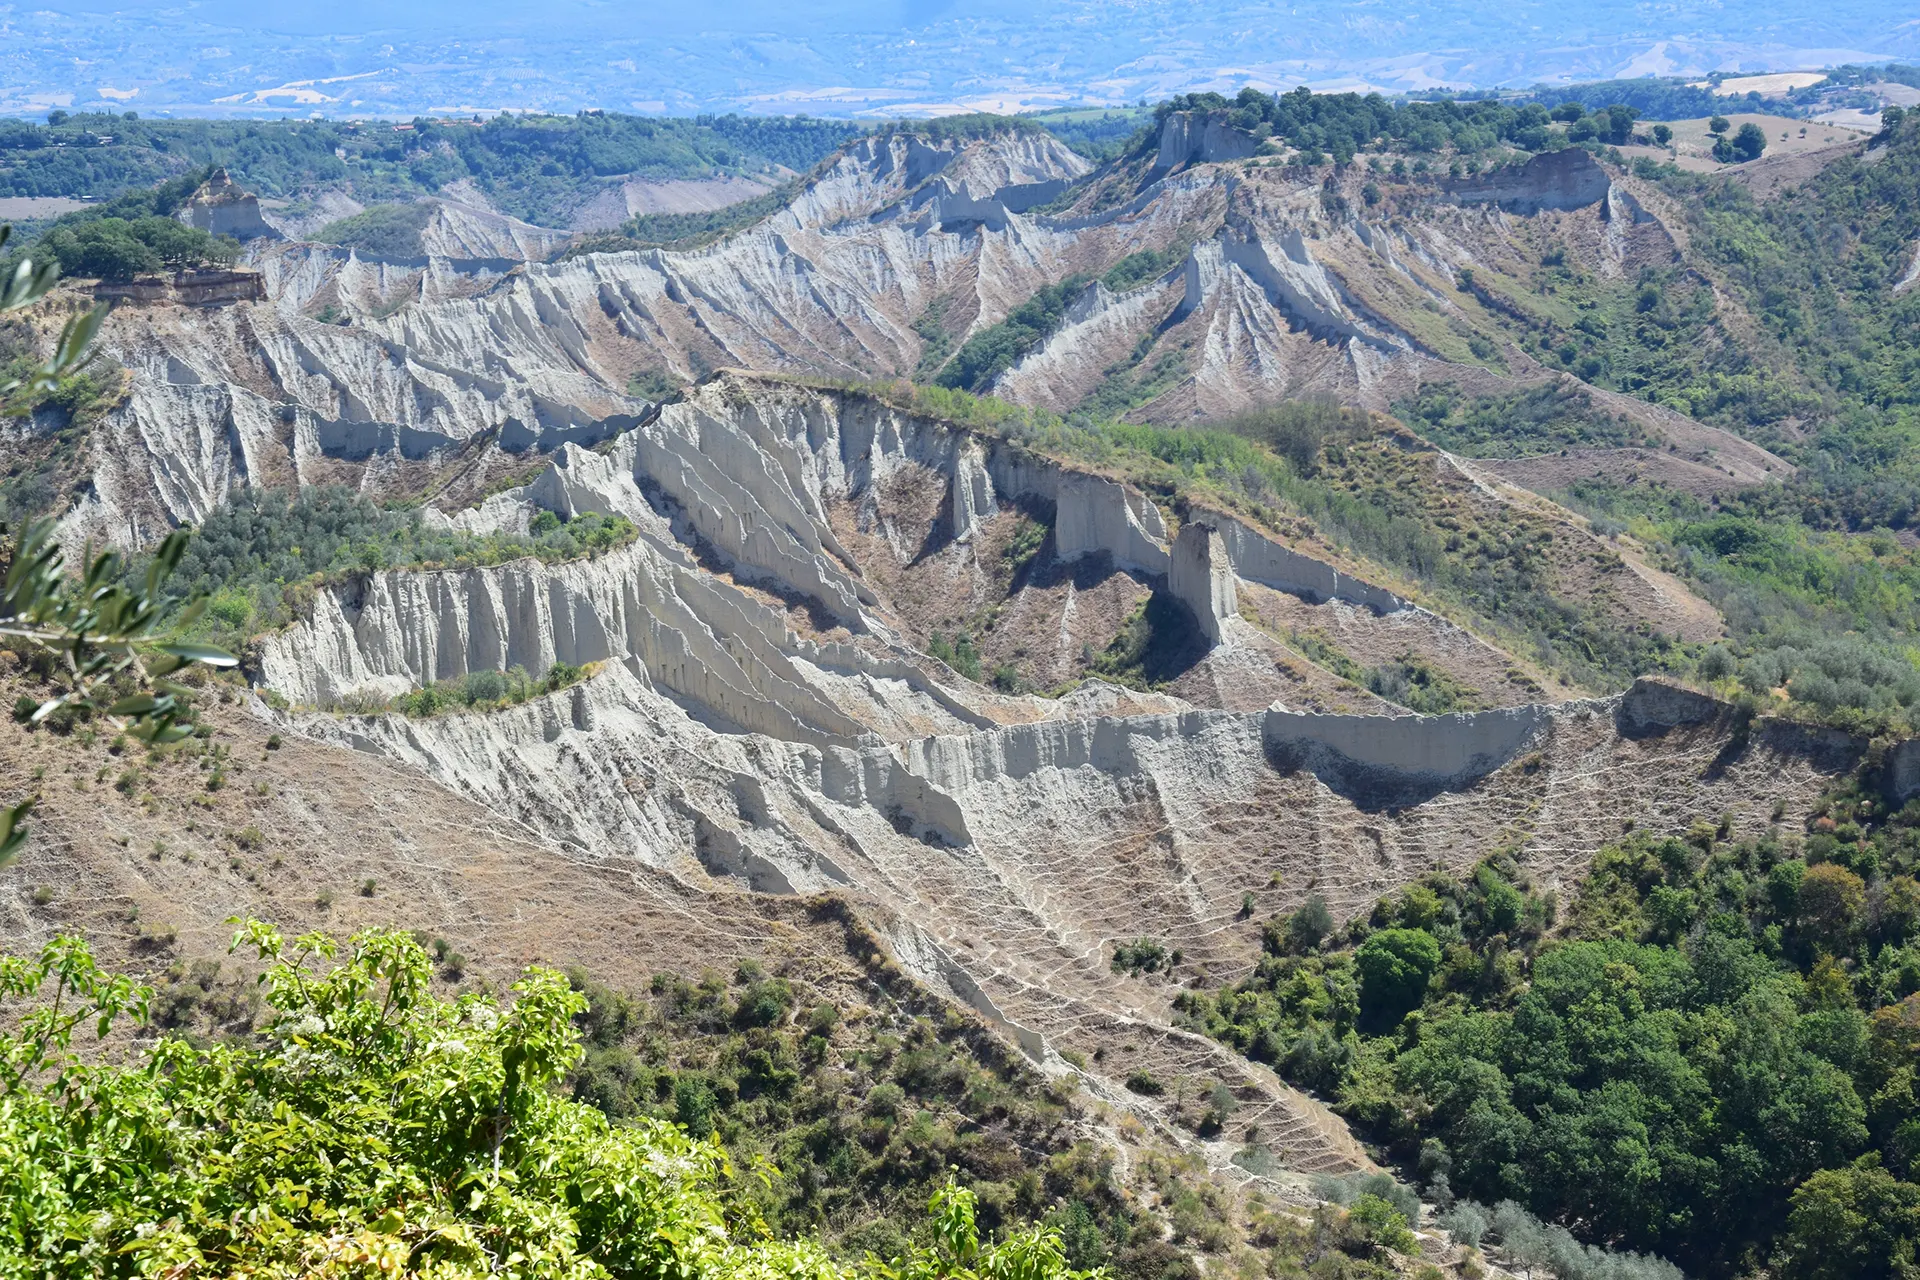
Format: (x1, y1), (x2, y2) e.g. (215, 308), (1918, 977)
(250, 376), (1856, 1179)
(16, 118), (1866, 1183)
(63, 120), (1787, 549)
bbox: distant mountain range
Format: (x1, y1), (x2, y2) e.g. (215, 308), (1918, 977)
(4, 0), (1917, 120)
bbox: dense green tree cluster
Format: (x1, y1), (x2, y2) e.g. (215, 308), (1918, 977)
(1179, 782), (1920, 1276)
(158, 486), (637, 649)
(0, 167), (236, 283)
(313, 201), (435, 258)
(38, 216), (236, 280)
(0, 920), (1102, 1279)
(1144, 86), (1644, 166)
(0, 115), (346, 200)
(1511, 79), (1730, 122)
(1711, 122), (1770, 164)
(871, 114), (1048, 148)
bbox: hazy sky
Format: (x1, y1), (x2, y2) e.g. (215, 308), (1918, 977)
(44, 1), (982, 36)
(5, 0), (1916, 118)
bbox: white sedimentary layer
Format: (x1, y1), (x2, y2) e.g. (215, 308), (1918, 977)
(1169, 522), (1237, 644)
(241, 373), (1855, 1186)
(61, 119), (1752, 555)
(259, 377), (1444, 746)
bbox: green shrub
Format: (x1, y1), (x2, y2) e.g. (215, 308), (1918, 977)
(1112, 938), (1170, 975)
(0, 923), (1099, 1279)
(1346, 1193), (1417, 1253)
(1354, 928), (1441, 1022)
(929, 631), (982, 681)
(1273, 894), (1334, 954)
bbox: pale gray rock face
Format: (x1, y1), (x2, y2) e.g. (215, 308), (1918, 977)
(419, 182), (573, 262)
(234, 373), (1851, 1188)
(1169, 521), (1235, 644)
(257, 375), (1398, 719)
(1209, 513), (1407, 613)
(1153, 111), (1261, 171)
(1442, 147), (1617, 215)
(62, 122), (1762, 555)
(178, 168), (282, 241)
(1895, 241), (1920, 295)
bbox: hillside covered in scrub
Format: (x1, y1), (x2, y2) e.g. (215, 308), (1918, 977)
(5, 70), (1920, 1278)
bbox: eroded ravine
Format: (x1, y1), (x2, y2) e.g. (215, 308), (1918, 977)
(249, 375), (1861, 1180)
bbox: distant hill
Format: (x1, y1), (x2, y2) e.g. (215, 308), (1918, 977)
(0, 112), (862, 227)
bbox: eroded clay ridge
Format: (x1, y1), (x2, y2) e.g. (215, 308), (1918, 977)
(270, 636), (1862, 1176)
(249, 377), (1861, 1178)
(60, 120), (1784, 552)
(260, 374), (1441, 735)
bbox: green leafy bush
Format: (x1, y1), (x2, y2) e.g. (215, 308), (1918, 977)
(385, 661), (591, 718)
(1352, 928), (1440, 1022)
(0, 922), (1102, 1280)
(1111, 938), (1170, 975)
(928, 630), (982, 681)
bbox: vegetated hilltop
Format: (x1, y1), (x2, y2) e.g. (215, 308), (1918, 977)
(7, 75), (1920, 1277)
(0, 110), (864, 228)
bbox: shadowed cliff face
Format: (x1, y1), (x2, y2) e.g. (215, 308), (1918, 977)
(1440, 147), (1616, 214)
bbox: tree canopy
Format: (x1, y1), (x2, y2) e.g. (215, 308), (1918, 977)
(0, 921), (1102, 1279)
(1178, 783), (1920, 1275)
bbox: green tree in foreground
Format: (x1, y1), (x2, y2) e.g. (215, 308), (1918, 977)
(0, 922), (1102, 1280)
